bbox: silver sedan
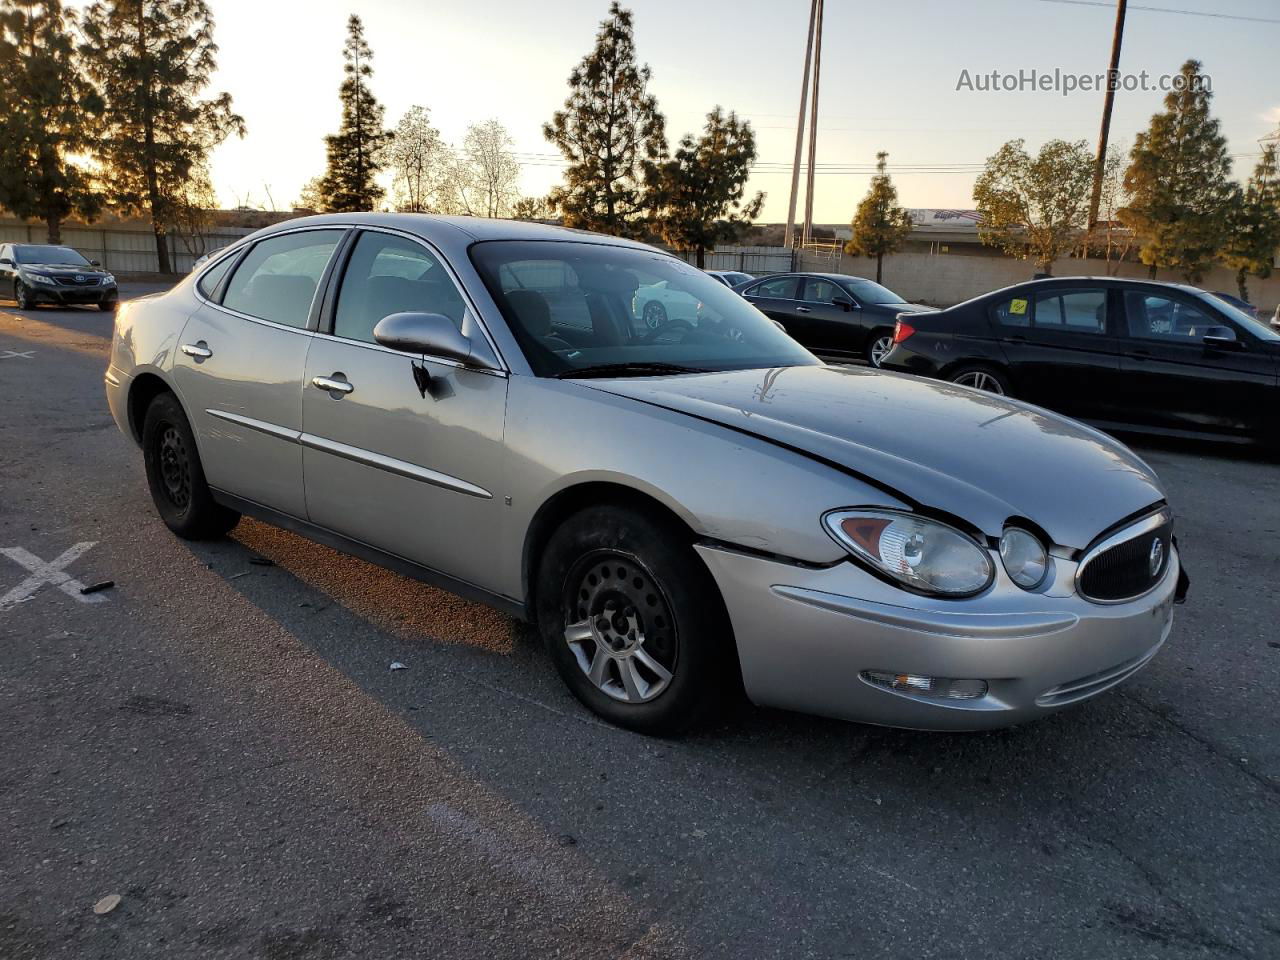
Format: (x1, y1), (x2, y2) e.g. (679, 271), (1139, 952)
(105, 214), (1186, 735)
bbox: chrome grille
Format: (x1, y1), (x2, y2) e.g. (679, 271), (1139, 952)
(1077, 510), (1172, 603)
(53, 275), (98, 286)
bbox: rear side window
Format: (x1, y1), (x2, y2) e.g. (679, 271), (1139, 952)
(333, 232), (465, 343)
(196, 252), (237, 300)
(749, 276), (797, 299)
(222, 230), (344, 328)
(991, 295), (1030, 327)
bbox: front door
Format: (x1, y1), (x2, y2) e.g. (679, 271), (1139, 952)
(172, 228), (347, 519)
(797, 276), (865, 358)
(301, 229), (508, 592)
(1116, 288), (1276, 438)
(993, 286), (1121, 420)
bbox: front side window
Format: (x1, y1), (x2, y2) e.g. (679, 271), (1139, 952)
(1124, 292), (1220, 342)
(802, 278), (842, 304)
(1033, 289), (1107, 334)
(748, 275), (798, 299)
(333, 232), (465, 343)
(222, 230), (344, 328)
(470, 241), (818, 377)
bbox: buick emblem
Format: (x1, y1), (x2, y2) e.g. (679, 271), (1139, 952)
(1148, 539), (1165, 578)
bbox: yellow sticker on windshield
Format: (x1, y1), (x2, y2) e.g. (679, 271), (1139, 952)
(1009, 298), (1028, 315)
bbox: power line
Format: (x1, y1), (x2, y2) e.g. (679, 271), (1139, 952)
(1038, 0), (1280, 24)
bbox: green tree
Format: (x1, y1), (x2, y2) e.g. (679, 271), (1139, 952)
(653, 107), (762, 267)
(316, 14), (391, 213)
(973, 138), (1094, 275)
(1119, 59), (1234, 282)
(81, 0), (242, 274)
(543, 2), (666, 237)
(383, 105), (447, 213)
(844, 152), (914, 283)
(1219, 144), (1280, 302)
(0, 0), (102, 243)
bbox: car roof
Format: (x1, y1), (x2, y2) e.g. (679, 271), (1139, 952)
(251, 212), (661, 252)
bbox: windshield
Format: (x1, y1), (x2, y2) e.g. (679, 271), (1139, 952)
(469, 240), (819, 377)
(1195, 291), (1280, 342)
(845, 278), (906, 304)
(14, 245), (92, 267)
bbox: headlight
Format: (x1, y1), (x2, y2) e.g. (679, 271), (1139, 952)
(999, 528), (1048, 589)
(823, 509), (994, 597)
(102, 274), (116, 285)
(27, 273), (54, 285)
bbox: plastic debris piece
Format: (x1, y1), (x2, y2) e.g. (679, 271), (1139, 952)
(79, 580), (114, 595)
(389, 661), (407, 671)
(248, 557), (275, 566)
(93, 895), (121, 915)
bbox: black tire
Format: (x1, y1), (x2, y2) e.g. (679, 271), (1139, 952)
(141, 392), (240, 540)
(866, 327), (895, 367)
(641, 300), (668, 329)
(947, 363), (1012, 397)
(14, 281), (32, 310)
(535, 504), (734, 735)
(99, 299), (118, 313)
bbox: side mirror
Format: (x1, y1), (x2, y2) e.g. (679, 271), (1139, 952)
(1202, 326), (1242, 350)
(1270, 315), (1280, 332)
(374, 312), (475, 364)
(0, 258), (12, 267)
(832, 295), (856, 311)
(91, 260), (102, 267)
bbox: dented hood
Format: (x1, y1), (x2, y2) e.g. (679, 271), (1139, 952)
(584, 364), (1164, 549)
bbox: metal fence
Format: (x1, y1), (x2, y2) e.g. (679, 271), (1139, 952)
(0, 220), (256, 274)
(673, 245), (795, 275)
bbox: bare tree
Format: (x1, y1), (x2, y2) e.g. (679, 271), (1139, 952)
(440, 120), (521, 218)
(383, 105), (448, 212)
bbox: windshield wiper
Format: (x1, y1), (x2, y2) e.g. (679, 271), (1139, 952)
(556, 362), (710, 380)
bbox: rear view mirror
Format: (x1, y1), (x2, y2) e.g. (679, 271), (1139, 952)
(373, 311), (475, 364)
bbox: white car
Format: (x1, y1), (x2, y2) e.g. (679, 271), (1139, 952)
(633, 280), (701, 329)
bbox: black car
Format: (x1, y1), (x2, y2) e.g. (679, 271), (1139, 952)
(0, 243), (118, 311)
(881, 276), (1280, 445)
(740, 272), (932, 365)
(704, 270), (754, 289)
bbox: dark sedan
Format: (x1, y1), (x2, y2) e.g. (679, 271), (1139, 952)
(740, 272), (932, 365)
(881, 276), (1280, 445)
(0, 242), (118, 311)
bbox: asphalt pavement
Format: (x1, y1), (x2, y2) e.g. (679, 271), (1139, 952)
(1, 285), (1278, 959)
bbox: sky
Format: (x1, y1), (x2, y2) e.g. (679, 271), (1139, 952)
(174, 0), (1280, 222)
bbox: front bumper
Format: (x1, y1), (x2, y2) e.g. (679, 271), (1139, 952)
(696, 542), (1180, 730)
(28, 282), (117, 305)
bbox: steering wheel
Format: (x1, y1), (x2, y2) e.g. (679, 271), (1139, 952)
(639, 319), (694, 344)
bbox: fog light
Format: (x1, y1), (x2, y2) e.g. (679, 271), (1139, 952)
(862, 670), (989, 700)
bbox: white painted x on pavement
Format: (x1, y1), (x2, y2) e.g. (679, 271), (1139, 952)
(0, 542), (108, 607)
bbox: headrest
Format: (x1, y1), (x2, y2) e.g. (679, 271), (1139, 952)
(576, 264), (639, 297)
(505, 289), (552, 336)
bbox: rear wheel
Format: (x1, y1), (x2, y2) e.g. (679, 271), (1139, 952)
(948, 364), (1011, 396)
(536, 504), (733, 735)
(867, 328), (895, 367)
(642, 300), (667, 329)
(142, 392), (240, 539)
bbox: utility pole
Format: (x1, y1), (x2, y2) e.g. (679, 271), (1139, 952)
(783, 0), (819, 250)
(1087, 0), (1127, 236)
(801, 0), (825, 247)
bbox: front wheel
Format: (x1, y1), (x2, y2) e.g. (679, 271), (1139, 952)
(99, 299), (118, 313)
(641, 300), (668, 329)
(948, 364), (1011, 396)
(14, 282), (31, 310)
(142, 392), (240, 539)
(536, 505), (734, 735)
(867, 329), (895, 367)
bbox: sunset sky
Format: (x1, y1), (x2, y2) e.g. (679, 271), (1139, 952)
(128, 0), (1280, 221)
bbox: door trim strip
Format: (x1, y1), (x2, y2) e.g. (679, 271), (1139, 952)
(206, 408), (302, 443)
(299, 432), (493, 500)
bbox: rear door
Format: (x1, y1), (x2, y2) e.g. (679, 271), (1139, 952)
(1116, 288), (1276, 438)
(742, 275), (801, 331)
(992, 285), (1121, 420)
(300, 228), (508, 591)
(173, 228), (347, 519)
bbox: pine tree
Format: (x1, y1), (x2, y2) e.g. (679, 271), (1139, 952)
(653, 107), (762, 268)
(316, 15), (391, 213)
(973, 138), (1094, 275)
(1119, 59), (1234, 282)
(845, 152), (914, 283)
(81, 0), (242, 274)
(543, 2), (666, 237)
(0, 0), (102, 243)
(1219, 144), (1280, 302)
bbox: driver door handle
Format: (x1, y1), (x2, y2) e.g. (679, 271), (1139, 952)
(180, 341), (212, 359)
(312, 374), (354, 395)
(795, 306), (812, 313)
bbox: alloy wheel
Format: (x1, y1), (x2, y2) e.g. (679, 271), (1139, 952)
(642, 301), (667, 329)
(157, 424), (192, 509)
(869, 335), (894, 367)
(15, 282), (28, 310)
(952, 370), (1006, 395)
(561, 550), (677, 704)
